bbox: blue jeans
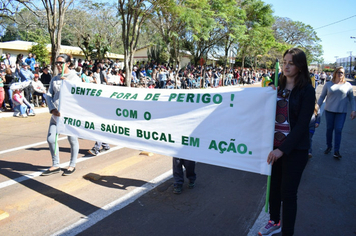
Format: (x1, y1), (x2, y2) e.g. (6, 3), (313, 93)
(14, 104), (27, 115)
(325, 111), (346, 152)
(173, 157), (196, 186)
(7, 88), (13, 108)
(47, 119), (79, 167)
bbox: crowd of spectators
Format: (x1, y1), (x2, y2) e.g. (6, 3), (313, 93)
(1, 52), (297, 116)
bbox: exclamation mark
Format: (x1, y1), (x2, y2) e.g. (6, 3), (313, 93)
(230, 94), (234, 107)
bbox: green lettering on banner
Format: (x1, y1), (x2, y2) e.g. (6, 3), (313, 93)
(177, 93), (185, 102)
(145, 93), (161, 101)
(182, 136), (189, 146)
(85, 121), (95, 130)
(116, 108), (137, 119)
(208, 140), (218, 150)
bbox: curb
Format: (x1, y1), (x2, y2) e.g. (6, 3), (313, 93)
(0, 107), (48, 118)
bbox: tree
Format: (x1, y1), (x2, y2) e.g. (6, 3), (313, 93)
(272, 17), (323, 64)
(64, 1), (122, 60)
(237, 0), (274, 71)
(28, 30), (50, 66)
(214, 0), (246, 82)
(117, 0), (158, 87)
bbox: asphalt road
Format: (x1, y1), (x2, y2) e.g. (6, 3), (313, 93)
(0, 81), (355, 236)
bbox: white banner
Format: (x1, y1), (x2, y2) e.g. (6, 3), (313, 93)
(57, 80), (276, 175)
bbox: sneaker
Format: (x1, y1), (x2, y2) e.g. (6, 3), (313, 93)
(28, 113), (35, 116)
(258, 220), (281, 236)
(188, 181), (195, 189)
(88, 148), (99, 156)
(173, 184), (183, 194)
(41, 168), (61, 176)
(333, 151), (342, 159)
(13, 112), (20, 117)
(21, 114), (28, 118)
(324, 147), (332, 154)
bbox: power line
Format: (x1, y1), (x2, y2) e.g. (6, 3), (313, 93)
(318, 28), (356, 37)
(315, 15), (356, 30)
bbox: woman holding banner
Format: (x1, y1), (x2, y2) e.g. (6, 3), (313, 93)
(258, 48), (315, 236)
(41, 54), (81, 176)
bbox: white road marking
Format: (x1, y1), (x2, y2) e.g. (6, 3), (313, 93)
(0, 146), (123, 189)
(51, 170), (173, 236)
(0, 137), (67, 155)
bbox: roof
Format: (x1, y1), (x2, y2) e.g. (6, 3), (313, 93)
(0, 40), (124, 59)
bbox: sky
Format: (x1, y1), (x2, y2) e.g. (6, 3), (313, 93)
(263, 0), (356, 63)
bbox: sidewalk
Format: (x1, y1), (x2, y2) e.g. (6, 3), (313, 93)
(0, 107), (48, 118)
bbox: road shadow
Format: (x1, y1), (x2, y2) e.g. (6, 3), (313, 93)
(27, 146), (90, 156)
(0, 160), (101, 215)
(0, 160), (47, 178)
(84, 174), (147, 190)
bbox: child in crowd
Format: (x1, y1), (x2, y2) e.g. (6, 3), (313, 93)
(12, 89), (35, 117)
(308, 104), (320, 158)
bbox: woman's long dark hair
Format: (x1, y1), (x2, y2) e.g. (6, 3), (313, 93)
(279, 48), (311, 90)
(57, 54), (72, 63)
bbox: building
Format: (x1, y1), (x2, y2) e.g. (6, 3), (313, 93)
(0, 40), (124, 66)
(336, 56), (356, 75)
(133, 45), (191, 67)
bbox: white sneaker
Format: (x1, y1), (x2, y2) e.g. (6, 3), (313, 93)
(13, 112), (20, 117)
(21, 114), (28, 118)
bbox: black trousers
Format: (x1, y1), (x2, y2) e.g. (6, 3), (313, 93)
(269, 149), (308, 236)
(23, 86), (31, 103)
(172, 157), (196, 186)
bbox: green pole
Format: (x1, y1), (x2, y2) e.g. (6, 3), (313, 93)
(54, 63), (65, 155)
(265, 59), (279, 213)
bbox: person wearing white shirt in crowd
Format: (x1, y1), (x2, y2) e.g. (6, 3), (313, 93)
(4, 53), (16, 73)
(93, 67), (101, 84)
(32, 74), (47, 107)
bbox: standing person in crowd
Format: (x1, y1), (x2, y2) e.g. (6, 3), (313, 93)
(158, 68), (168, 89)
(93, 67), (101, 84)
(317, 66), (356, 159)
(172, 157), (196, 194)
(41, 54), (81, 176)
(25, 53), (36, 72)
(4, 53), (15, 73)
(40, 67), (52, 91)
(326, 72), (332, 82)
(19, 62), (34, 103)
(258, 48), (315, 236)
(4, 68), (16, 110)
(320, 71), (326, 85)
(100, 63), (108, 84)
(15, 54), (24, 78)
